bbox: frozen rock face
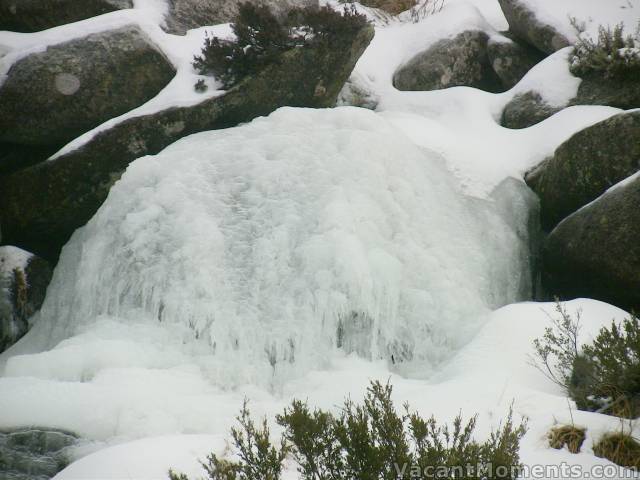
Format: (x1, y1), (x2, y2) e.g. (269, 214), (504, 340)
(163, 0), (318, 35)
(393, 30), (504, 93)
(0, 428), (77, 479)
(487, 35), (544, 90)
(497, 0), (570, 54)
(526, 111), (640, 230)
(0, 0), (132, 32)
(0, 26), (175, 149)
(29, 107), (535, 387)
(543, 173), (640, 312)
(0, 246), (52, 353)
(0, 25), (374, 262)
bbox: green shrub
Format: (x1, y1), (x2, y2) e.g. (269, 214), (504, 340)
(569, 23), (640, 80)
(532, 302), (640, 418)
(192, 3), (368, 89)
(170, 381), (527, 480)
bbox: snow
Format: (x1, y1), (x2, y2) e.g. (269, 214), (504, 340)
(515, 0), (640, 43)
(0, 246), (32, 276)
(0, 0), (230, 159)
(40, 299), (637, 479)
(1, 1), (638, 479)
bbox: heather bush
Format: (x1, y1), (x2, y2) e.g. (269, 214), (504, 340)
(570, 23), (640, 80)
(170, 381), (527, 480)
(532, 302), (640, 418)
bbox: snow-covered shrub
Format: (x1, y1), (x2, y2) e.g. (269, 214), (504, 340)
(570, 23), (640, 80)
(169, 381), (527, 480)
(532, 302), (640, 418)
(192, 3), (368, 89)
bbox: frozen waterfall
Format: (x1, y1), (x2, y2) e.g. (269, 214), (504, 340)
(4, 107), (537, 388)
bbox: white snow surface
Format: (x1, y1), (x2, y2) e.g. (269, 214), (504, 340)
(42, 299), (638, 480)
(1, 1), (637, 479)
(516, 0), (640, 43)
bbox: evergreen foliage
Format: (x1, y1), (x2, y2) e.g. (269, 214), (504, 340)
(192, 3), (368, 89)
(169, 381), (527, 480)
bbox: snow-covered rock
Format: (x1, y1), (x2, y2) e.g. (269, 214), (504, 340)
(0, 246), (52, 353)
(497, 0), (571, 54)
(526, 110), (640, 230)
(0, 0), (133, 33)
(0, 25), (175, 150)
(544, 173), (640, 312)
(393, 30), (504, 92)
(163, 0), (318, 35)
(486, 34), (543, 89)
(0, 24), (373, 261)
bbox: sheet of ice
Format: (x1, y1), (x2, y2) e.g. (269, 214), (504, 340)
(41, 299), (637, 479)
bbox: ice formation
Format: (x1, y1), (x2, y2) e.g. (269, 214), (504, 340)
(8, 107), (536, 389)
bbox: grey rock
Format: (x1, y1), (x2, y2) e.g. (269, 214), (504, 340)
(487, 34), (544, 89)
(0, 429), (77, 480)
(500, 91), (563, 129)
(0, 26), (175, 150)
(497, 0), (571, 54)
(543, 173), (640, 312)
(164, 0), (318, 35)
(501, 76), (640, 129)
(0, 246), (52, 353)
(574, 75), (640, 111)
(0, 25), (374, 261)
(393, 30), (504, 93)
(0, 0), (132, 32)
(526, 111), (640, 230)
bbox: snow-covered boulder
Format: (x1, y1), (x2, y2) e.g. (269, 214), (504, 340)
(0, 0), (132, 32)
(393, 30), (503, 93)
(486, 34), (543, 89)
(163, 0), (318, 35)
(526, 111), (640, 230)
(0, 246), (52, 353)
(0, 24), (374, 261)
(0, 26), (175, 153)
(497, 0), (571, 54)
(543, 173), (640, 312)
(501, 91), (563, 129)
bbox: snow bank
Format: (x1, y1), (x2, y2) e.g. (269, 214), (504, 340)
(45, 299), (637, 479)
(516, 0), (640, 43)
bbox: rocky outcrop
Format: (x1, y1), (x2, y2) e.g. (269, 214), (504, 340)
(163, 0), (318, 35)
(0, 429), (77, 479)
(0, 0), (132, 32)
(0, 25), (374, 261)
(0, 26), (175, 155)
(487, 34), (544, 89)
(526, 111), (640, 230)
(501, 91), (563, 129)
(575, 76), (640, 111)
(393, 30), (503, 93)
(0, 246), (52, 353)
(497, 0), (571, 54)
(543, 173), (640, 312)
